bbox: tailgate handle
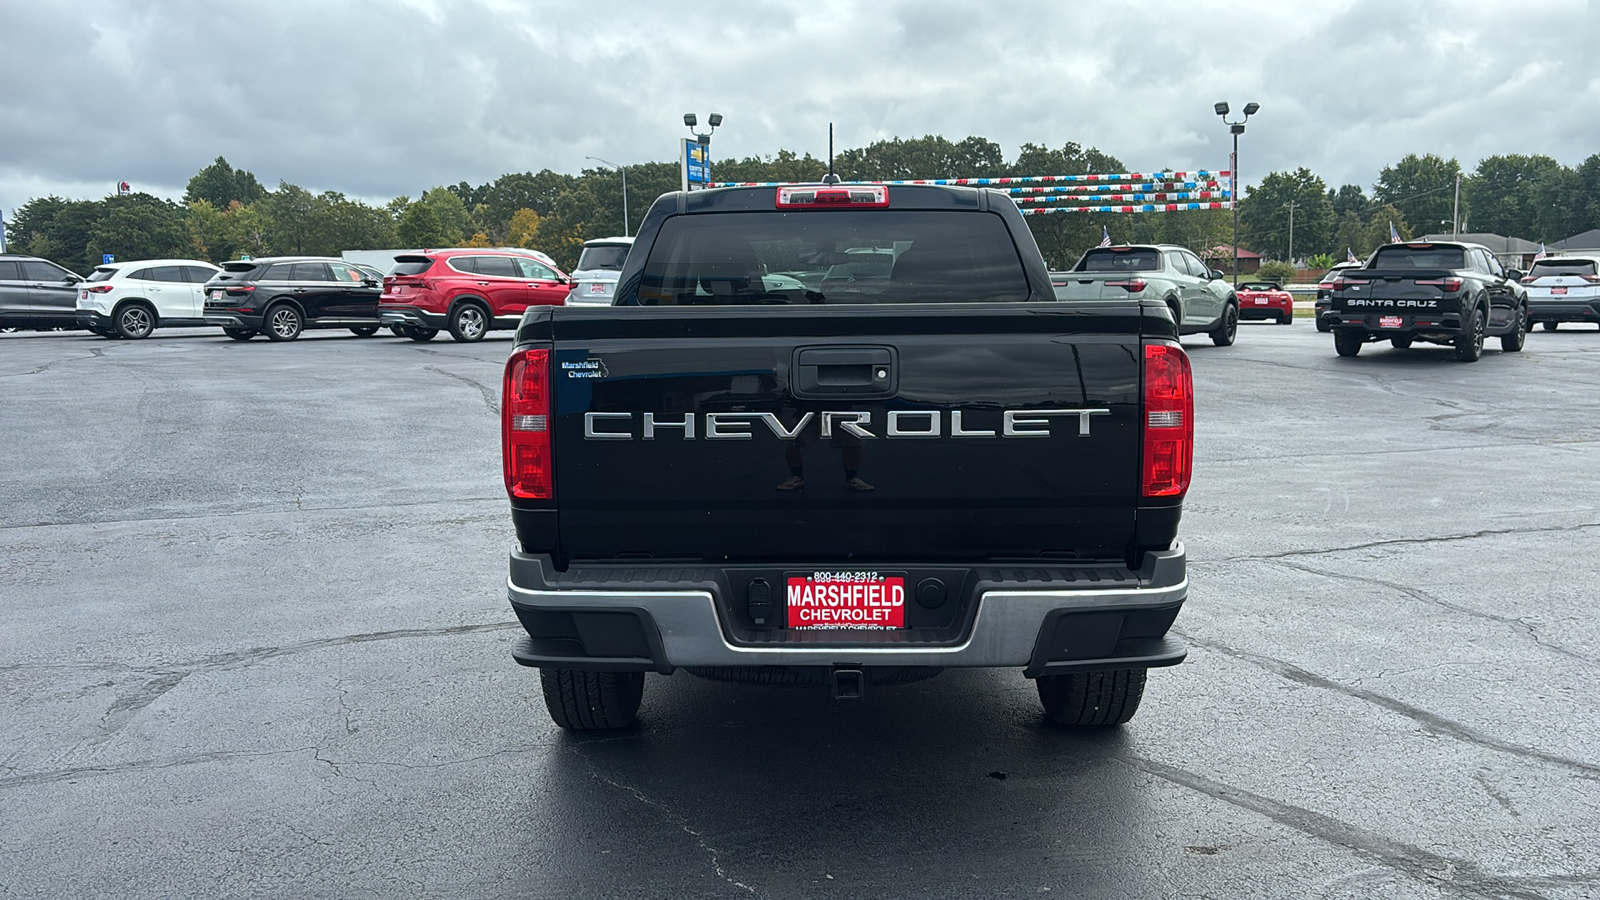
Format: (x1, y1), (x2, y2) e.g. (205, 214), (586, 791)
(793, 346), (897, 398)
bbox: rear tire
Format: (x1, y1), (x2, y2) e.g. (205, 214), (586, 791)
(1316, 317), (1331, 333)
(1210, 303), (1238, 347)
(449, 302), (489, 342)
(406, 326), (438, 342)
(1280, 313), (1294, 325)
(1455, 307), (1485, 362)
(1542, 321), (1558, 331)
(1501, 305), (1527, 352)
(263, 303), (303, 342)
(349, 325), (379, 337)
(539, 668), (644, 731)
(1334, 329), (1364, 357)
(1037, 669), (1146, 726)
(223, 327), (256, 341)
(114, 303), (155, 340)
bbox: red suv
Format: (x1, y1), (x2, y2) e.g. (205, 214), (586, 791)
(378, 250), (571, 342)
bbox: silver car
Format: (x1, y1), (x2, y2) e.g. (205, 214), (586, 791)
(1052, 244), (1238, 346)
(565, 237), (634, 307)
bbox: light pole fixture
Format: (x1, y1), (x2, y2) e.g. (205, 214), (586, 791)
(586, 156), (629, 237)
(684, 112), (723, 187)
(1215, 101), (1260, 286)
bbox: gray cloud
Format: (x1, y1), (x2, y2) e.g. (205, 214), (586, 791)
(2, 0), (1597, 215)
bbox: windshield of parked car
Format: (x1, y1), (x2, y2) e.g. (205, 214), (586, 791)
(1074, 248), (1160, 272)
(1239, 282), (1279, 291)
(575, 245), (629, 271)
(629, 211), (1029, 305)
(1528, 259), (1598, 278)
(1369, 245), (1467, 269)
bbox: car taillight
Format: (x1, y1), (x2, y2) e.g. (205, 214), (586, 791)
(776, 184), (889, 208)
(85, 284), (114, 293)
(1142, 342), (1193, 499)
(1584, 275), (1600, 283)
(1107, 279), (1148, 292)
(503, 348), (553, 500)
(1416, 277), (1463, 291)
(1331, 277), (1369, 289)
(226, 284), (256, 293)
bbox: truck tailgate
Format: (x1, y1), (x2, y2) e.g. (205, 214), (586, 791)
(548, 305), (1145, 563)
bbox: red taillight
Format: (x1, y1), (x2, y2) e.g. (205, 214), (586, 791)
(1331, 277), (1369, 290)
(226, 284), (256, 293)
(1142, 342), (1193, 499)
(1107, 279), (1148, 293)
(86, 284), (114, 293)
(1584, 275), (1600, 283)
(503, 348), (553, 500)
(1316, 282), (1333, 291)
(1416, 277), (1464, 291)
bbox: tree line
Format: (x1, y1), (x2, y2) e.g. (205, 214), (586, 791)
(6, 141), (1599, 275)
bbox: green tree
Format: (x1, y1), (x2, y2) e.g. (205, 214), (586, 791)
(396, 201), (447, 248)
(86, 193), (194, 269)
(417, 187), (473, 246)
(186, 199), (233, 262)
(1239, 168), (1335, 261)
(224, 202), (272, 258)
(1462, 154), (1562, 239)
(1005, 141), (1127, 269)
(7, 197), (101, 271)
(1330, 184), (1369, 218)
(834, 135), (1007, 181)
(263, 181), (319, 254)
(184, 157), (267, 209)
(1374, 154), (1460, 238)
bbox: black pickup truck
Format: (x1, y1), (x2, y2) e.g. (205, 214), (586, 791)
(501, 182), (1194, 730)
(1324, 241), (1528, 360)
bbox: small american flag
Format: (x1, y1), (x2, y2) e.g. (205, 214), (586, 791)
(1389, 221), (1402, 243)
(1347, 247), (1358, 264)
(1533, 242), (1548, 262)
(1098, 225), (1112, 247)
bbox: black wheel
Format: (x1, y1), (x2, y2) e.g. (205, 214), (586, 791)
(223, 327), (256, 341)
(389, 325), (407, 337)
(1334, 328), (1364, 357)
(1316, 317), (1331, 333)
(1501, 305), (1527, 352)
(1541, 321), (1558, 331)
(263, 303), (303, 342)
(1390, 336), (1413, 349)
(1454, 307), (1485, 362)
(449, 302), (490, 342)
(349, 325), (379, 337)
(114, 303), (155, 340)
(406, 326), (439, 342)
(1037, 669), (1146, 726)
(1210, 303), (1238, 346)
(1280, 313), (1294, 325)
(539, 668), (644, 731)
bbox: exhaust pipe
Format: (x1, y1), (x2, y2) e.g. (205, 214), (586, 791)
(831, 667), (864, 701)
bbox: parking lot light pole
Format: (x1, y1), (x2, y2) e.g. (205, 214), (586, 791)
(586, 156), (629, 237)
(683, 112), (723, 188)
(1215, 101), (1260, 286)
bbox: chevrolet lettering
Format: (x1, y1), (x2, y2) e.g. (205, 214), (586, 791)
(501, 181), (1195, 732)
(582, 408), (1113, 441)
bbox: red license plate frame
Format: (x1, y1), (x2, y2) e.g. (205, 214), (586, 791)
(1552, 286), (1569, 295)
(1379, 315), (1404, 329)
(786, 572), (907, 630)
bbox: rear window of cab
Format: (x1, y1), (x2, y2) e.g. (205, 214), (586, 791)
(1075, 248), (1160, 272)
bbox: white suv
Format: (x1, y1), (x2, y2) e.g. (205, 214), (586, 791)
(1523, 255), (1600, 331)
(76, 259), (222, 339)
(565, 237), (633, 306)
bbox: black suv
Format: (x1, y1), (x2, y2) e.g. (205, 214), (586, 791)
(201, 257), (383, 341)
(0, 254), (85, 332)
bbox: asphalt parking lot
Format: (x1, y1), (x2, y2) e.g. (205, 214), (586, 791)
(3, 322), (1598, 899)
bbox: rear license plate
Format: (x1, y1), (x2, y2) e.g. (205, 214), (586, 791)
(1379, 316), (1403, 328)
(786, 572), (906, 629)
(1253, 298), (1268, 304)
(588, 283), (608, 294)
(209, 290), (222, 300)
(1553, 287), (1568, 295)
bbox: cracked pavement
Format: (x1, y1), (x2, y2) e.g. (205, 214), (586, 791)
(2, 324), (1598, 898)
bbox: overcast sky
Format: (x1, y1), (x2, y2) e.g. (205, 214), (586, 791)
(2, 0), (1597, 215)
